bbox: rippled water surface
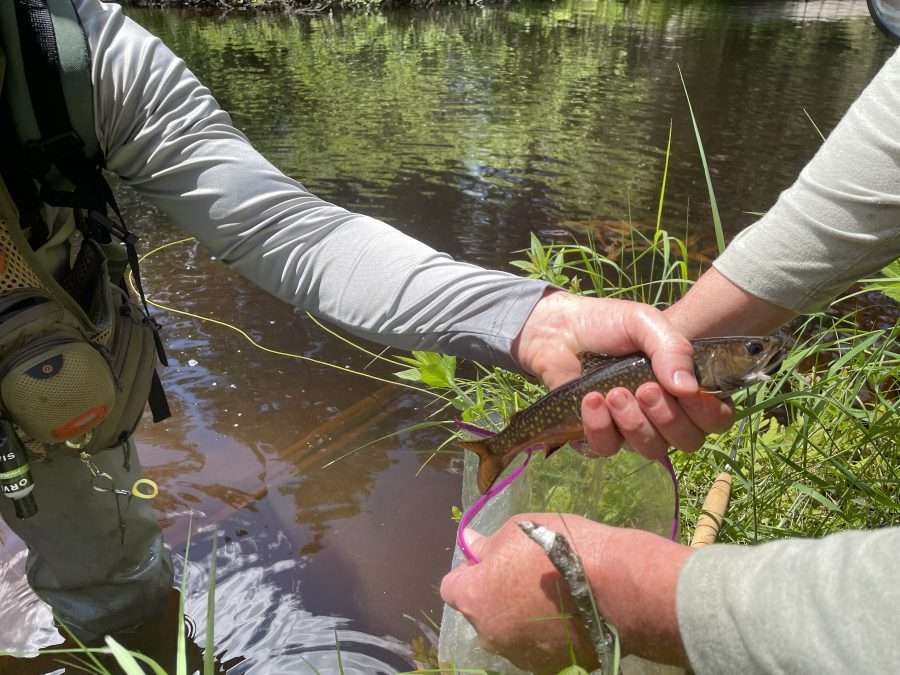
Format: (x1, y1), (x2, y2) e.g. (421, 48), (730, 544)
(0, 0), (894, 672)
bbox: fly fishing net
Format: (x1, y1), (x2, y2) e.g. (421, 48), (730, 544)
(438, 444), (682, 675)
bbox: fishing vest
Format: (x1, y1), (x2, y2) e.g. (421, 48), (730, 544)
(0, 0), (169, 455)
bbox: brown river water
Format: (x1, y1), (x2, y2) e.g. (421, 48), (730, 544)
(0, 0), (895, 672)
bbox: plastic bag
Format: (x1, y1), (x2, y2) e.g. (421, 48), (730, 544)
(437, 444), (683, 674)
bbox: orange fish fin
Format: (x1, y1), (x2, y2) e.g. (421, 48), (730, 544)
(458, 439), (506, 494)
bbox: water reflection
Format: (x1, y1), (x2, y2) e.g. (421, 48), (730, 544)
(134, 0), (891, 267)
(0, 0), (894, 672)
(178, 525), (414, 673)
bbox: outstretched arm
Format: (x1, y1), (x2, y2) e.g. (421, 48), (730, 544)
(78, 0), (729, 456)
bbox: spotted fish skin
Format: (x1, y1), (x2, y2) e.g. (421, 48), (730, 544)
(459, 335), (790, 493)
(483, 355), (653, 454)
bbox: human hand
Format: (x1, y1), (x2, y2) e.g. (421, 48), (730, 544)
(440, 513), (693, 674)
(512, 290), (733, 460)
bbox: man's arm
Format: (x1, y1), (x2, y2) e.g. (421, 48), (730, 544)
(75, 0), (731, 456)
(684, 46), (900, 321)
(79, 0), (548, 371)
(677, 528), (900, 673)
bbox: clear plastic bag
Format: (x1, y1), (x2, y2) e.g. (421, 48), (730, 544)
(438, 444), (684, 675)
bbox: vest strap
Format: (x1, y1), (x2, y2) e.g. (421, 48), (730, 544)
(148, 370), (170, 424)
(14, 0), (89, 180)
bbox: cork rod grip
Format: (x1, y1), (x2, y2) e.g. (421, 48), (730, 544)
(690, 471), (733, 548)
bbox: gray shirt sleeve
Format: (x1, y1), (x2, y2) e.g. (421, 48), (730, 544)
(76, 0), (548, 370)
(677, 528), (900, 674)
(713, 47), (900, 313)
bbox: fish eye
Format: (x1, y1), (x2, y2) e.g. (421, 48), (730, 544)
(745, 341), (764, 356)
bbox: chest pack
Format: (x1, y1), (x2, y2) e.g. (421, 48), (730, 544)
(0, 0), (169, 454)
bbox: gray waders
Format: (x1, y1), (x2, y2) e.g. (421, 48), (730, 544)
(0, 442), (173, 643)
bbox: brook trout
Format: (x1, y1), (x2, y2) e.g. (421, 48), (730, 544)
(458, 335), (790, 493)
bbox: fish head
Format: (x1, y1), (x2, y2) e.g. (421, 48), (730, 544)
(693, 334), (792, 396)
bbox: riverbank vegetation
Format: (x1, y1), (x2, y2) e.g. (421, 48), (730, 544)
(123, 0), (490, 11)
(415, 231), (900, 543)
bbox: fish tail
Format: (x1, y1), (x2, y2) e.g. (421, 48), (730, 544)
(457, 439), (506, 494)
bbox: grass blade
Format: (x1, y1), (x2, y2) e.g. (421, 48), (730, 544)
(655, 119), (673, 233)
(104, 637), (158, 675)
(177, 513), (194, 675)
(334, 630), (345, 675)
(802, 107), (827, 142)
(204, 531), (218, 675)
(678, 64), (725, 255)
(56, 620), (111, 675)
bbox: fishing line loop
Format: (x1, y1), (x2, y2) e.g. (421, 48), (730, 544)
(126, 237), (450, 402)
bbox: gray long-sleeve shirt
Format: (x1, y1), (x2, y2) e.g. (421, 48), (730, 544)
(679, 46), (900, 675)
(73, 0), (548, 372)
(714, 47), (900, 312)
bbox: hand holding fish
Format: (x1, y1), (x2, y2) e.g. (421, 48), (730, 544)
(440, 513), (692, 674)
(511, 290), (736, 461)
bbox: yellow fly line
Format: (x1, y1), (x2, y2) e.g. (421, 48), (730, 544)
(126, 237), (448, 401)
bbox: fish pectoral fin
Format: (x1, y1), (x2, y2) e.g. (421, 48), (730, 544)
(544, 443), (563, 458)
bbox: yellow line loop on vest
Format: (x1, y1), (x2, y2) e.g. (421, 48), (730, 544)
(131, 478), (159, 500)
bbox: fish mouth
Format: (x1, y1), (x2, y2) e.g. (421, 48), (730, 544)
(763, 334), (794, 375)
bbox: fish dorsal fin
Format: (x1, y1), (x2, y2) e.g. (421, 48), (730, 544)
(578, 351), (618, 373)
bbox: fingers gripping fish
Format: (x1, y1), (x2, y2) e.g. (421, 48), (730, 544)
(456, 336), (791, 494)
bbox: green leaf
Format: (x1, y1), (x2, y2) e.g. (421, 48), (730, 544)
(394, 368), (424, 383)
(556, 666), (591, 674)
(509, 260), (538, 274)
(864, 258), (900, 302)
(791, 482), (840, 513)
(394, 352), (457, 389)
